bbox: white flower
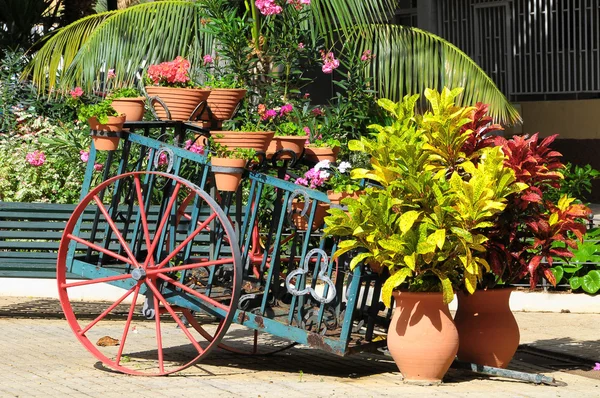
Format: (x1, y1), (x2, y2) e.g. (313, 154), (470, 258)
(338, 161), (352, 173)
(314, 159), (331, 171)
(319, 170), (330, 179)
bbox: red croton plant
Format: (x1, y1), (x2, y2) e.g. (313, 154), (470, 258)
(462, 103), (591, 289)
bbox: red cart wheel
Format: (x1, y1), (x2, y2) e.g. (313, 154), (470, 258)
(57, 171), (241, 376)
(175, 192), (296, 355)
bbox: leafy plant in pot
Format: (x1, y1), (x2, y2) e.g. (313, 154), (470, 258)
(452, 117), (591, 368)
(209, 139), (256, 192)
(324, 88), (524, 382)
(258, 103), (308, 160)
(108, 87), (146, 122)
(144, 56), (210, 121)
(200, 61), (247, 125)
(78, 98), (125, 151)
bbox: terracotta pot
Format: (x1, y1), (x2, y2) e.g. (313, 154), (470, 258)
(290, 201), (329, 231)
(145, 86), (210, 121)
(212, 131), (274, 152)
(327, 190), (363, 205)
(454, 288), (520, 368)
(110, 97), (146, 122)
(266, 136), (307, 160)
(204, 88), (247, 121)
(387, 291), (459, 383)
(211, 157), (246, 192)
(304, 145), (340, 163)
(88, 115), (126, 151)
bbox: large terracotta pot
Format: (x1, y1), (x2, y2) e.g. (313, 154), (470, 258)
(145, 86), (210, 121)
(266, 136), (307, 160)
(110, 97), (146, 122)
(212, 131), (274, 152)
(88, 115), (126, 151)
(387, 291), (459, 383)
(304, 145), (340, 163)
(204, 88), (247, 121)
(290, 201), (329, 231)
(454, 288), (520, 368)
(211, 157), (247, 192)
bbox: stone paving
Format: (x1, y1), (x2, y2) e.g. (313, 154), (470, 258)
(1, 295), (600, 397)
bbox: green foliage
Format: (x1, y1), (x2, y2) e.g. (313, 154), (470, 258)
(108, 87), (142, 99)
(209, 138), (256, 160)
(325, 88), (522, 306)
(551, 228), (600, 294)
(544, 163), (600, 204)
(77, 99), (119, 124)
(275, 121), (306, 137)
(0, 51), (37, 132)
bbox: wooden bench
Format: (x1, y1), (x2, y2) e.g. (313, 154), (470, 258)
(0, 202), (79, 278)
(0, 201), (233, 279)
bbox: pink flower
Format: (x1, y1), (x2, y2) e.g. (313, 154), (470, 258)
(297, 42), (305, 50)
(94, 163), (103, 171)
(184, 139), (205, 155)
(203, 54), (213, 65)
(284, 174), (291, 181)
(321, 51), (340, 74)
(107, 69), (116, 79)
(79, 150), (89, 163)
(303, 126), (310, 135)
(25, 150), (46, 166)
(303, 93), (310, 99)
(147, 56), (191, 86)
(287, 0), (310, 10)
(360, 49), (375, 62)
(594, 363), (600, 371)
(70, 87), (83, 99)
(262, 109), (278, 121)
(311, 107), (323, 116)
(280, 103), (293, 116)
(256, 0), (282, 15)
(158, 152), (168, 166)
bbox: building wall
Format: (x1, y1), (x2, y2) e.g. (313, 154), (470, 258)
(518, 99), (600, 139)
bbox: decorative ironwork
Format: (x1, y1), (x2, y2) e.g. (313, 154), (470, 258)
(285, 248), (336, 304)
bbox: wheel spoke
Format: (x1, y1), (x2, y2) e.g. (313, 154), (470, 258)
(143, 182), (181, 269)
(155, 212), (218, 270)
(67, 234), (134, 265)
(147, 257), (234, 276)
(79, 285), (137, 335)
(133, 175), (156, 267)
(93, 195), (139, 267)
(60, 272), (133, 289)
(146, 280), (204, 355)
(157, 273), (230, 312)
(116, 285), (140, 366)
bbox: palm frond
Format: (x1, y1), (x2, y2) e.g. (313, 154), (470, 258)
(353, 25), (522, 125)
(311, 0), (395, 45)
(63, 1), (213, 93)
(23, 11), (117, 94)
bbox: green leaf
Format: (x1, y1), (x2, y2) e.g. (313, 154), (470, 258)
(403, 253), (416, 271)
(550, 266), (564, 285)
(399, 210), (420, 233)
(569, 276), (582, 290)
(581, 270), (600, 294)
(349, 252), (372, 270)
(381, 268), (412, 308)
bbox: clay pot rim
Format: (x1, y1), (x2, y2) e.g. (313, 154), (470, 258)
(111, 96), (146, 102)
(145, 86), (211, 93)
(392, 290), (446, 298)
(272, 135), (308, 141)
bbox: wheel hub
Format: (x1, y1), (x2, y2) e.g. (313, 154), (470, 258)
(131, 267), (146, 281)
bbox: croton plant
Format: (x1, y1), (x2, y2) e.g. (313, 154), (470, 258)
(324, 87), (590, 306)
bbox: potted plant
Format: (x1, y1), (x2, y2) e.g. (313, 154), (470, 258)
(452, 109), (591, 368)
(210, 122), (274, 153)
(78, 98), (125, 151)
(199, 56), (247, 124)
(209, 140), (256, 192)
(324, 88), (524, 382)
(108, 87), (146, 122)
(144, 56), (210, 121)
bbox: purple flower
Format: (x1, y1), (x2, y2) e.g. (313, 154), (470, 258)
(297, 42), (305, 50)
(25, 150), (46, 166)
(594, 363), (600, 371)
(262, 109), (278, 121)
(80, 150), (89, 163)
(185, 139), (205, 154)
